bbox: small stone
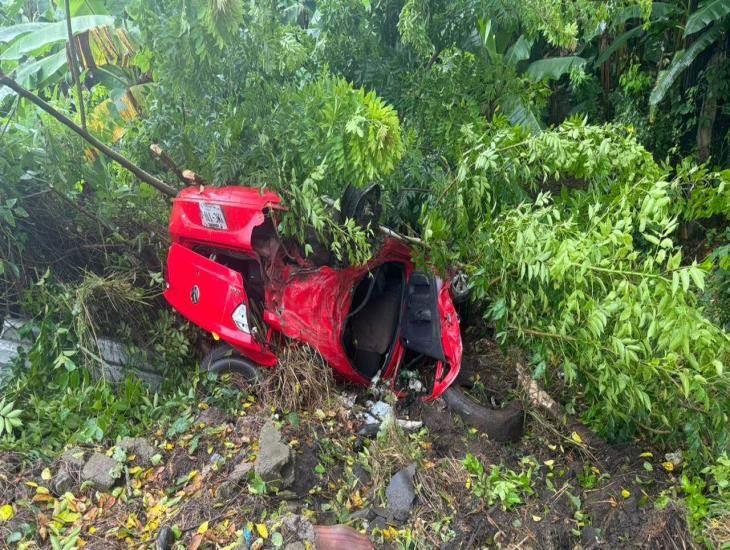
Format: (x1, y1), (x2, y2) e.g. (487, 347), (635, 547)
(581, 526), (601, 547)
(118, 437), (156, 467)
(228, 461), (253, 484)
(254, 420), (294, 488)
(385, 463), (416, 517)
(353, 464), (370, 485)
(60, 447), (86, 469)
(280, 513), (316, 543)
(50, 470), (75, 496)
(216, 481), (234, 500)
(81, 453), (118, 491)
(156, 526), (174, 550)
(348, 507), (374, 521)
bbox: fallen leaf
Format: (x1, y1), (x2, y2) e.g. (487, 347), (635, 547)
(0, 504), (14, 522)
(662, 461), (674, 472)
(197, 521), (209, 535)
(571, 432), (583, 445)
(41, 468), (52, 480)
(256, 523), (268, 539)
(532, 515), (542, 522)
(621, 489), (630, 499)
(639, 452), (653, 458)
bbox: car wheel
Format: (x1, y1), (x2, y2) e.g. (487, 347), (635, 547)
(201, 344), (261, 386)
(442, 386), (524, 442)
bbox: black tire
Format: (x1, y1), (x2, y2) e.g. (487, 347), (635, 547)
(201, 344), (261, 385)
(443, 387), (524, 442)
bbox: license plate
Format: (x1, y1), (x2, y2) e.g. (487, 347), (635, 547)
(199, 202), (227, 230)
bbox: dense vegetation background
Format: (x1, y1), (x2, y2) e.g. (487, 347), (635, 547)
(0, 0), (728, 545)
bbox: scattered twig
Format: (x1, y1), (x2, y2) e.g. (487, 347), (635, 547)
(515, 362), (607, 468)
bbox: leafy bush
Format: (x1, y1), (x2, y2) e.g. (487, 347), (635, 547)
(463, 453), (537, 510)
(422, 118), (730, 464)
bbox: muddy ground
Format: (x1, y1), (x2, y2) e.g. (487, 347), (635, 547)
(0, 337), (695, 549)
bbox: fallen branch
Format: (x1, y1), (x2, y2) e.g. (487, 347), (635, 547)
(0, 72), (178, 198)
(150, 144), (185, 184)
(515, 362), (606, 461)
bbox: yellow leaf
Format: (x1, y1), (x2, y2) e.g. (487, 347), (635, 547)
(89, 527), (97, 534)
(639, 452), (653, 458)
(0, 504), (14, 522)
(382, 526), (399, 542)
(197, 521), (209, 535)
(41, 468), (52, 481)
(621, 489), (630, 499)
(36, 486), (50, 495)
(662, 461), (674, 472)
(543, 460), (555, 467)
(570, 432), (583, 444)
(256, 523), (268, 539)
(532, 515), (542, 522)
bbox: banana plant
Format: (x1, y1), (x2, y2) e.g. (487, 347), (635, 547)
(0, 15), (116, 101)
(649, 0), (729, 108)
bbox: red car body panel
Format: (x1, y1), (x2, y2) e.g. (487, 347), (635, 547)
(164, 185), (462, 399)
(164, 243), (279, 366)
(169, 186), (283, 252)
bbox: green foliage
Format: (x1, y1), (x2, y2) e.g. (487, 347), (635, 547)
(278, 75), (404, 191)
(197, 0), (244, 48)
(684, 0), (730, 36)
(422, 119), (730, 462)
(463, 453), (537, 510)
(649, 24), (725, 108)
(1, 1), (729, 535)
(0, 397), (23, 438)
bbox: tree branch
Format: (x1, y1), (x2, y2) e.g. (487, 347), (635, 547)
(0, 72), (178, 198)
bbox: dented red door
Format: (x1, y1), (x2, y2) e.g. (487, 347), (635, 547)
(164, 243), (277, 366)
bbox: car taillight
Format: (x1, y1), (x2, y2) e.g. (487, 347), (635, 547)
(232, 304), (250, 333)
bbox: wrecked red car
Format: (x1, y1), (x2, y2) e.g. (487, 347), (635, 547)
(163, 185), (463, 400)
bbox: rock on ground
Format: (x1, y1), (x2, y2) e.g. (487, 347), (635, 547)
(216, 461), (254, 500)
(118, 436), (156, 467)
(254, 420), (294, 488)
(280, 513), (316, 544)
(81, 452), (118, 491)
(385, 462), (416, 518)
(51, 447), (86, 495)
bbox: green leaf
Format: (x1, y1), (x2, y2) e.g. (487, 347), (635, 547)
(594, 26), (644, 67)
(502, 95), (541, 134)
(14, 50), (68, 88)
(504, 35), (532, 66)
(1, 15), (116, 60)
(0, 22), (49, 44)
(649, 25), (723, 106)
(685, 0), (730, 36)
(526, 56), (586, 81)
